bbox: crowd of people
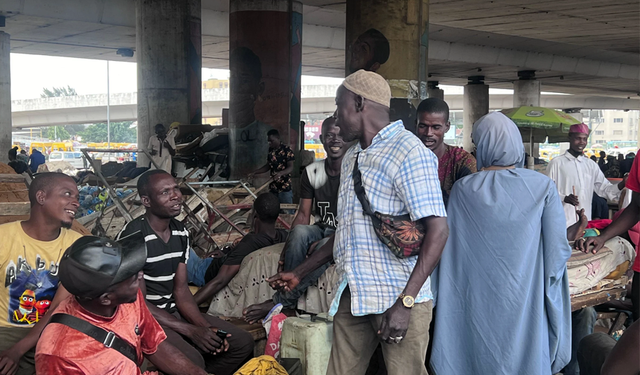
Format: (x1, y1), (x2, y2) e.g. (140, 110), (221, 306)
(7, 147), (46, 175)
(0, 72), (638, 375)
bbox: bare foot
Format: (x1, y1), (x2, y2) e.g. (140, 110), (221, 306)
(567, 208), (589, 242)
(242, 300), (275, 324)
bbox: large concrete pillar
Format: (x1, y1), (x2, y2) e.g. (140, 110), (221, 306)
(427, 81), (444, 100)
(0, 32), (11, 164)
(136, 0), (202, 167)
(346, 0), (429, 133)
(463, 76), (489, 152)
(513, 70), (540, 107)
(228, 0), (302, 179)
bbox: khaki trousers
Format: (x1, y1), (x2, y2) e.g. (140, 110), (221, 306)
(0, 327), (35, 375)
(327, 288), (432, 375)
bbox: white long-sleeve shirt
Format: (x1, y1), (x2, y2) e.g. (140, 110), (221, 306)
(547, 150), (621, 227)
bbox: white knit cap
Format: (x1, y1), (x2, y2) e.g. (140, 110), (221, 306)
(341, 69), (391, 108)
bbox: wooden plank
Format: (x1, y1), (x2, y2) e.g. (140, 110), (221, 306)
(0, 202), (30, 216)
(571, 287), (626, 312)
(0, 174), (26, 183)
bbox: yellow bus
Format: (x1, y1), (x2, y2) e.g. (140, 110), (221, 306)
(304, 143), (326, 160)
(25, 142), (74, 154)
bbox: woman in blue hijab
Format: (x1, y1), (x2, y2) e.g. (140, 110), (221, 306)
(430, 112), (572, 375)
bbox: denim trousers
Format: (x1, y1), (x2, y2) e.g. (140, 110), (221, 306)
(272, 224), (334, 308)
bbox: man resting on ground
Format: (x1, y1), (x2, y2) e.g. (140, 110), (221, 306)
(36, 235), (209, 375)
(243, 116), (346, 323)
(117, 170), (254, 375)
(190, 193), (287, 306)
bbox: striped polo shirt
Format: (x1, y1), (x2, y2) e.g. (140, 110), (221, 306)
(117, 216), (189, 314)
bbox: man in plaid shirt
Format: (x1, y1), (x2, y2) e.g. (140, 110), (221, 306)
(270, 70), (448, 375)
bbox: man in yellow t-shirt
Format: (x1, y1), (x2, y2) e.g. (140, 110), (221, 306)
(0, 173), (83, 375)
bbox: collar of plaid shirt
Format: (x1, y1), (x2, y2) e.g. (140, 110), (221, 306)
(329, 120), (447, 317)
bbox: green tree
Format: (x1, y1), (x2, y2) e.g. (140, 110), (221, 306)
(41, 86), (78, 98)
(43, 126), (70, 141)
(63, 124), (87, 136)
(79, 122), (137, 143)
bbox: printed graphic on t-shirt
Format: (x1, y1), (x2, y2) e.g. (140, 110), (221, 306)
(317, 201), (336, 227)
(5, 254), (58, 325)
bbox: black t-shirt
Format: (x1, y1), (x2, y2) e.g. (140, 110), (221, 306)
(117, 217), (189, 314)
(300, 160), (340, 228)
(204, 229), (288, 283)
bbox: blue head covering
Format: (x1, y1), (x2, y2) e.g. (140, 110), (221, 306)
(472, 112), (525, 170)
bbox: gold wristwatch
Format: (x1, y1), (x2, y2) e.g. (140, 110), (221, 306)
(399, 293), (415, 308)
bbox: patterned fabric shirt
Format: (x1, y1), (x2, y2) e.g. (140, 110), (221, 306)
(330, 120), (447, 317)
(268, 144), (295, 192)
(438, 145), (477, 207)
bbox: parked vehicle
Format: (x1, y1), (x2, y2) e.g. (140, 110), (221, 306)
(48, 151), (87, 169)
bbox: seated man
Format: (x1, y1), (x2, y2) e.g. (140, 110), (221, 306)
(36, 235), (208, 375)
(191, 193), (288, 305)
(8, 147), (29, 175)
(578, 319), (640, 375)
(243, 116), (345, 323)
(415, 98), (476, 207)
(0, 172), (84, 375)
(117, 170), (253, 375)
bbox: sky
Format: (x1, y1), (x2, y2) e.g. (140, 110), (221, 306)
(10, 53), (350, 100)
(9, 53), (525, 100)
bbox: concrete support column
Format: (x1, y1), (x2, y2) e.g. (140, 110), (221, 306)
(228, 0), (302, 179)
(513, 70), (541, 107)
(462, 76), (489, 152)
(513, 70), (541, 162)
(427, 81), (444, 100)
(0, 32), (11, 164)
(346, 0), (429, 133)
(136, 0), (201, 167)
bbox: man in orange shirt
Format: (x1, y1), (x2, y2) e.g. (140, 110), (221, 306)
(36, 235), (209, 375)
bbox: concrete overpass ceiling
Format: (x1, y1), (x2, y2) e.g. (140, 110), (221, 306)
(0, 0), (638, 99)
(427, 0), (639, 54)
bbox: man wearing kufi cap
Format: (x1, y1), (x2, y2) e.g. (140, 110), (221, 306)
(547, 123), (627, 375)
(547, 123), (626, 227)
(268, 70), (448, 375)
(35, 234), (209, 375)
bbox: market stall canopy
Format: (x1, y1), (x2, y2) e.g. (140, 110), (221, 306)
(500, 106), (581, 144)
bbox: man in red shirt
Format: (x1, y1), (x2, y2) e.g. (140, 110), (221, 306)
(36, 235), (209, 375)
(579, 152), (640, 321)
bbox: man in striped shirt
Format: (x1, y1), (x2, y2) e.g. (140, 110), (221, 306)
(117, 170), (253, 375)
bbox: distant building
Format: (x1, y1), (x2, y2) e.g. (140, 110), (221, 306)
(586, 110), (639, 147)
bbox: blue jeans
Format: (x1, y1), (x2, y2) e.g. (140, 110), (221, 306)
(272, 224), (334, 308)
(563, 307), (597, 375)
(187, 247), (214, 287)
(276, 190), (294, 214)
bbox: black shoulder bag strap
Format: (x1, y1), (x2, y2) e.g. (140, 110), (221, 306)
(352, 155), (382, 227)
(49, 313), (138, 364)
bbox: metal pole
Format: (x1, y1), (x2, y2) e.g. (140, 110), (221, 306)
(107, 60), (111, 149)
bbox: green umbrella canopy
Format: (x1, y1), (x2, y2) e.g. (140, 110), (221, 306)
(500, 106), (581, 143)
